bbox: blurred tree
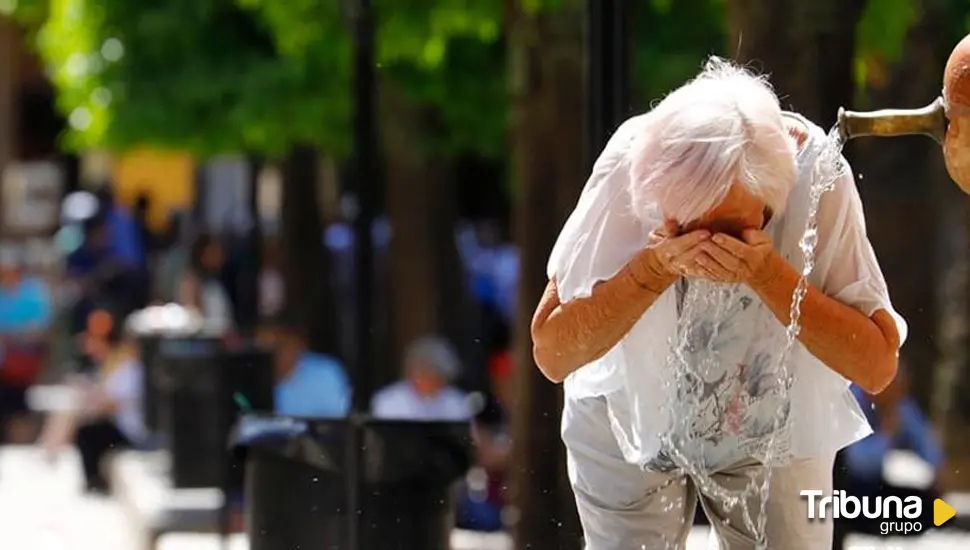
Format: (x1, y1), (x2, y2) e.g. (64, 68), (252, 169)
(632, 0), (729, 109)
(35, 0), (343, 352)
(0, 17), (18, 177)
(728, 0), (866, 126)
(379, 35), (505, 390)
(37, 0), (351, 156)
(853, 0), (920, 101)
(506, 0), (585, 547)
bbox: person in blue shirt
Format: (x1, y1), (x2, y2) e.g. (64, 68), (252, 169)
(0, 257), (52, 443)
(844, 377), (944, 486)
(274, 327), (351, 418)
(833, 364), (945, 547)
(66, 212), (147, 336)
(95, 185), (146, 271)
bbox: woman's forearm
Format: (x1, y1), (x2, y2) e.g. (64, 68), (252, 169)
(531, 251), (677, 383)
(750, 253), (900, 393)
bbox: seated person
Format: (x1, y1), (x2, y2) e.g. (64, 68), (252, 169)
(833, 363), (944, 545)
(371, 336), (470, 421)
(0, 253), (52, 444)
(40, 305), (146, 494)
(274, 326), (351, 418)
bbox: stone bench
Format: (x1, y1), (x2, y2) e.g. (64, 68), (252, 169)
(108, 450), (228, 550)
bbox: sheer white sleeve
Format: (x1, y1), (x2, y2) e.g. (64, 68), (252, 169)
(547, 116), (660, 302)
(810, 166), (908, 346)
(546, 116), (675, 407)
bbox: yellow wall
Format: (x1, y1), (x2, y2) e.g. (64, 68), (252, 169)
(110, 149), (195, 230)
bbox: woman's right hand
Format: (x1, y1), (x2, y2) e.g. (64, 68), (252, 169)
(634, 221), (712, 284)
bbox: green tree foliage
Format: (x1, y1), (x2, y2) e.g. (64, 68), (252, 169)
(35, 0), (352, 157)
(1, 0), (47, 26)
(854, 0), (917, 94)
(31, 0), (506, 160)
(633, 0), (729, 108)
(240, 0), (506, 158)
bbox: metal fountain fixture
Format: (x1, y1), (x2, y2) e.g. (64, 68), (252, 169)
(837, 34), (970, 193)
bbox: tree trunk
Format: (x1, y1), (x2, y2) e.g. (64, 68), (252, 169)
(0, 19), (20, 232)
(728, 0), (865, 126)
(280, 145), (339, 356)
(234, 155), (263, 335)
(507, 2), (585, 548)
(383, 86), (477, 389)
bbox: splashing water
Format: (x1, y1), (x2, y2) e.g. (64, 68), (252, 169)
(655, 126), (848, 549)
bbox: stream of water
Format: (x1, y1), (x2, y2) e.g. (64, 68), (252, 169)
(655, 125), (848, 549)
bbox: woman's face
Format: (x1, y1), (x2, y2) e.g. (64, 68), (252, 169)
(678, 182), (770, 238)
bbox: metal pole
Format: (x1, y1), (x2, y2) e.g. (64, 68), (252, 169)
(349, 0), (376, 548)
(351, 0), (376, 419)
(586, 0), (630, 169)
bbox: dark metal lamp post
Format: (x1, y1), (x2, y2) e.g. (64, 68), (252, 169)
(348, 0), (376, 548)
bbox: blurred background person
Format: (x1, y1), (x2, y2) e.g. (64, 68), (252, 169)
(132, 192), (162, 276)
(0, 250), (52, 444)
(178, 234), (233, 332)
(273, 325), (351, 418)
(152, 211), (193, 304)
(371, 336), (470, 421)
(40, 302), (145, 494)
(93, 185), (146, 275)
(65, 213), (142, 336)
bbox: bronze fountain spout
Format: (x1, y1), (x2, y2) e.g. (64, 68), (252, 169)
(838, 98), (946, 145)
(836, 34), (970, 194)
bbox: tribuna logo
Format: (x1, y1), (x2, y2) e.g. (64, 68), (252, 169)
(800, 490), (922, 520)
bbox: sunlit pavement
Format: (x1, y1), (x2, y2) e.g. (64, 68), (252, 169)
(1, 446), (968, 550)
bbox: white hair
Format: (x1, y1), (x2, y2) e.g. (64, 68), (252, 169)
(405, 336), (461, 383)
(628, 57), (797, 225)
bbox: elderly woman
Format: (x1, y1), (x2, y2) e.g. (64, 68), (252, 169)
(531, 58), (905, 549)
(371, 336), (470, 421)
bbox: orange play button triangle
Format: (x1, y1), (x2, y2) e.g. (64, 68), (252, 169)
(934, 498), (956, 526)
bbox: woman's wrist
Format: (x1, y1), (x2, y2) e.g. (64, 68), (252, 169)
(628, 249), (677, 295)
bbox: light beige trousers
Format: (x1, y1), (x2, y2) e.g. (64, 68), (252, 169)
(562, 394), (834, 550)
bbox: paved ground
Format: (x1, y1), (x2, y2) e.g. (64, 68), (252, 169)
(1, 446), (969, 550)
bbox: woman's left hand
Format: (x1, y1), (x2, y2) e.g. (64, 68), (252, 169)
(689, 229), (780, 286)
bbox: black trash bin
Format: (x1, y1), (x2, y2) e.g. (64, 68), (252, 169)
(135, 334), (162, 432)
(126, 306), (209, 436)
(157, 341), (275, 488)
(235, 415), (473, 550)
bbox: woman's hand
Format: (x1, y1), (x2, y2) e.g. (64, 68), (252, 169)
(687, 229), (780, 286)
(638, 221), (713, 283)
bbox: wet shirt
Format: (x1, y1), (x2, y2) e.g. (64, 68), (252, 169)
(644, 279), (791, 473)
